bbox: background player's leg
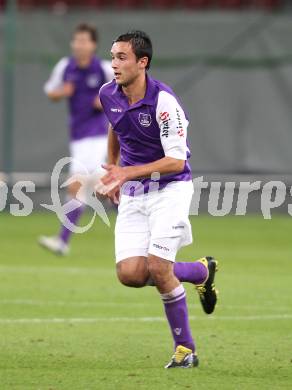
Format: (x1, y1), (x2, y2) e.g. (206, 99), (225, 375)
(58, 180), (84, 245)
(147, 254), (195, 352)
(59, 136), (107, 248)
(39, 179), (84, 255)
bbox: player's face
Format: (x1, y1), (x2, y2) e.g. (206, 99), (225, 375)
(111, 41), (147, 87)
(71, 32), (96, 60)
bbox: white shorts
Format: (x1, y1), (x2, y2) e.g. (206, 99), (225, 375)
(115, 181), (194, 263)
(69, 136), (107, 175)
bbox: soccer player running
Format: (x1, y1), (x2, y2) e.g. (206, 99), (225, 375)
(99, 31), (218, 368)
(39, 23), (113, 255)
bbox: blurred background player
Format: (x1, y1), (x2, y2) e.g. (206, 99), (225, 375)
(39, 23), (113, 255)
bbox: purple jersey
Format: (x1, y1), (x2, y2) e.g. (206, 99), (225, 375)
(99, 74), (192, 192)
(62, 56), (109, 141)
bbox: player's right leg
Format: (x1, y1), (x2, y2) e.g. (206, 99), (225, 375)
(115, 190), (150, 282)
(116, 257), (149, 288)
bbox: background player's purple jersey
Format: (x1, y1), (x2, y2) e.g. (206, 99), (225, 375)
(44, 55), (113, 141)
(99, 74), (192, 192)
(63, 56), (110, 140)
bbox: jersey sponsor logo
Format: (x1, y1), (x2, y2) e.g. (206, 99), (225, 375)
(87, 74), (100, 88)
(110, 107), (123, 113)
(138, 112), (152, 127)
(160, 111), (170, 138)
(176, 108), (185, 137)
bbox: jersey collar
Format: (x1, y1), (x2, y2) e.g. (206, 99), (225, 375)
(112, 73), (157, 109)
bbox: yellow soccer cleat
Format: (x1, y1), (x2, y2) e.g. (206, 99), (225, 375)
(165, 345), (199, 369)
(196, 256), (219, 314)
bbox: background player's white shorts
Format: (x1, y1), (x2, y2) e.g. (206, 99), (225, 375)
(69, 135), (108, 175)
(115, 181), (194, 263)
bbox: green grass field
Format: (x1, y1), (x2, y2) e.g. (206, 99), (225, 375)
(0, 212), (291, 389)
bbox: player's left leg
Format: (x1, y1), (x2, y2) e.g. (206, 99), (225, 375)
(146, 256), (219, 314)
(174, 258), (209, 284)
(146, 181), (219, 315)
(146, 257), (209, 285)
(174, 256), (219, 314)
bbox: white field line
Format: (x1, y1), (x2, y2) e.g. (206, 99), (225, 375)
(0, 299), (291, 312)
(0, 314), (292, 324)
(0, 266), (113, 275)
(0, 299), (155, 308)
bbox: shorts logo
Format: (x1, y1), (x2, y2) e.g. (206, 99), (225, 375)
(172, 225), (185, 230)
(153, 243), (170, 252)
(139, 112), (152, 127)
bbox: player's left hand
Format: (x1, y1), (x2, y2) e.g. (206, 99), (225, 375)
(106, 187), (120, 205)
(101, 164), (129, 187)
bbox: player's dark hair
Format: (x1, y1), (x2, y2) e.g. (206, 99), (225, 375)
(113, 30), (152, 70)
(74, 23), (98, 43)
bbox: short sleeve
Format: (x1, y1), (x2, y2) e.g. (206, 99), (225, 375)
(156, 91), (189, 160)
(43, 57), (69, 94)
(101, 60), (114, 83)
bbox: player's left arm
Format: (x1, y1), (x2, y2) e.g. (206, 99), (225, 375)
(102, 91), (188, 186)
(102, 157), (184, 186)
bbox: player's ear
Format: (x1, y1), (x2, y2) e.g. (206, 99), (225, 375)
(139, 56), (148, 70)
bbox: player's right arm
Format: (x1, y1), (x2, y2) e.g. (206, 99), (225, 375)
(107, 124), (120, 165)
(46, 83), (74, 101)
(43, 57), (74, 101)
(97, 123), (120, 203)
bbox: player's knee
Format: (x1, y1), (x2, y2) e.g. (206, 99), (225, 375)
(117, 271), (145, 288)
(116, 261), (147, 288)
(147, 256), (172, 284)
